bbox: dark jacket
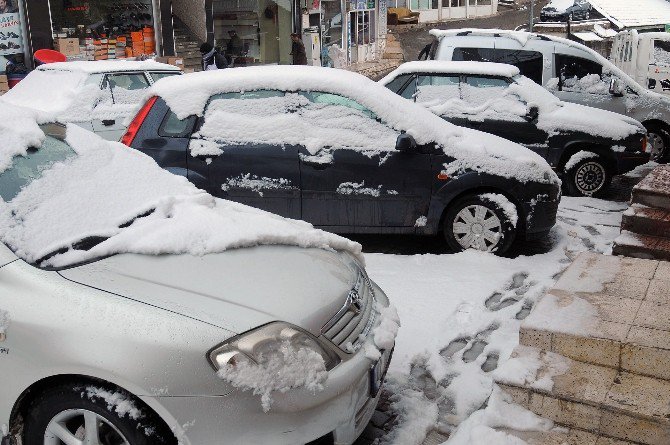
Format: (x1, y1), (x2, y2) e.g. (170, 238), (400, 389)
(291, 40), (308, 65)
(202, 49), (229, 71)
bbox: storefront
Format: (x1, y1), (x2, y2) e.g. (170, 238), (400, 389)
(15, 0), (175, 68)
(407, 0), (497, 23)
(0, 0), (30, 91)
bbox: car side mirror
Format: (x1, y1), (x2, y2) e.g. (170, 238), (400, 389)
(609, 78), (624, 97)
(649, 78), (657, 90)
(396, 133), (417, 152)
(526, 105), (539, 122)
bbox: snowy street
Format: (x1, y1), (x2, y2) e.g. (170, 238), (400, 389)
(354, 173), (649, 444)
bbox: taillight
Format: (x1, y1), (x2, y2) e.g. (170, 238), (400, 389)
(121, 96), (158, 147)
(642, 135), (649, 153)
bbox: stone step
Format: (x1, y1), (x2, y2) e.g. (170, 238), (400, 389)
(382, 52), (404, 60)
(519, 252), (670, 380)
(613, 231), (670, 261)
(500, 427), (636, 444)
(631, 165), (670, 210)
(497, 346), (670, 445)
(622, 204), (670, 238)
(383, 45), (403, 54)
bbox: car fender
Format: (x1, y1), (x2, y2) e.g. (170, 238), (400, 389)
(558, 140), (617, 171)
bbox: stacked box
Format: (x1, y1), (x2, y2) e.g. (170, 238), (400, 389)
(107, 38), (116, 59)
(54, 38), (80, 56)
(143, 27), (155, 55)
(0, 75), (8, 95)
(116, 36), (127, 59)
(130, 31), (144, 56)
(93, 39), (108, 60)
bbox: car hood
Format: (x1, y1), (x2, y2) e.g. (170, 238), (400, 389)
(58, 245), (359, 337)
(539, 102), (646, 140)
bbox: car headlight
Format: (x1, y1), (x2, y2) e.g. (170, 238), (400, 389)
(207, 322), (341, 372)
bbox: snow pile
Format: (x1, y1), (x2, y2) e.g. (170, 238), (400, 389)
(150, 67), (559, 186)
(493, 346), (570, 392)
(481, 193), (519, 227)
(0, 123), (362, 267)
(336, 181), (382, 197)
(564, 150), (598, 171)
(415, 216), (427, 228)
(84, 386), (142, 420)
(221, 174), (296, 197)
(0, 106), (45, 172)
(364, 301), (401, 361)
(216, 340), (328, 412)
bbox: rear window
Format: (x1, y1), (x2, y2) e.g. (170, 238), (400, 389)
(0, 125), (76, 202)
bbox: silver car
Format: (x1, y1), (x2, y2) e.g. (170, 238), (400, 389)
(0, 122), (394, 445)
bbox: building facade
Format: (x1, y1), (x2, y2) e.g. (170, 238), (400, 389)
(401, 0), (497, 23)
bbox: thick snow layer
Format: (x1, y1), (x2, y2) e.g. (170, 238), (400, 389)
(0, 124), (362, 267)
(150, 67), (558, 185)
(216, 341), (328, 412)
(0, 106), (44, 173)
(564, 150), (599, 171)
(84, 386), (142, 420)
(481, 193), (519, 227)
(38, 60), (180, 74)
(366, 196), (626, 443)
(380, 61), (520, 83)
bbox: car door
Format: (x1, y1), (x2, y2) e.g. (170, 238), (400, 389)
(409, 73), (471, 128)
(460, 75), (549, 157)
(296, 91), (432, 229)
(552, 52), (628, 114)
(93, 72), (151, 141)
(190, 90), (302, 219)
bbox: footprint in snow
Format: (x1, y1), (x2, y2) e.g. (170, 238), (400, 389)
(485, 272), (532, 311)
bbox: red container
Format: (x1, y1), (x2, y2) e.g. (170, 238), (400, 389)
(34, 49), (67, 66)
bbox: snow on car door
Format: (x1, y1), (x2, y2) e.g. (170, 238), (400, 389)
(296, 91), (432, 229)
(192, 90), (302, 219)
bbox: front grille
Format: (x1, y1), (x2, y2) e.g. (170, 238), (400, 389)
(321, 272), (376, 353)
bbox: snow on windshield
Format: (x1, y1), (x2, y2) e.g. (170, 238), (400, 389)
(0, 106), (44, 173)
(0, 122), (362, 267)
(150, 67), (559, 186)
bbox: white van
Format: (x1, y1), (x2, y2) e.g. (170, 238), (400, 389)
(428, 28), (670, 162)
(611, 30), (670, 96)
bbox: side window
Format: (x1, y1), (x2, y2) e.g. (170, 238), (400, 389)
(149, 72), (181, 83)
(385, 74), (413, 95)
(299, 91), (378, 119)
(460, 76), (526, 120)
(415, 75), (460, 104)
(653, 40), (670, 65)
(494, 49), (544, 84)
(555, 54), (607, 94)
(453, 47), (495, 63)
(462, 76), (511, 106)
(159, 111), (197, 138)
(104, 73), (150, 104)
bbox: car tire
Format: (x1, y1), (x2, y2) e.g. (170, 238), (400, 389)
(564, 154), (611, 197)
(443, 194), (517, 255)
(644, 122), (670, 163)
(22, 384), (172, 445)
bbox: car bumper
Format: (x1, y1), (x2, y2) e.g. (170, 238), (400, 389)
(521, 188), (561, 239)
(540, 12), (567, 21)
(615, 152), (650, 175)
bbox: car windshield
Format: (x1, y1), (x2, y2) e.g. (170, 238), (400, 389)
(0, 124), (76, 202)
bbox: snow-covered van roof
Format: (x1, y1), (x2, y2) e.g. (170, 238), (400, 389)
(588, 0), (670, 30)
(379, 61), (520, 84)
(37, 60), (180, 74)
(0, 105), (362, 267)
(150, 66), (558, 186)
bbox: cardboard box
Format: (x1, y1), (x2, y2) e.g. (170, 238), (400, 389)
(0, 75), (8, 94)
(167, 57), (184, 68)
(55, 38), (80, 56)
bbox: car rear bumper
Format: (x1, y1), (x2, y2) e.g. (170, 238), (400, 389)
(521, 188), (561, 239)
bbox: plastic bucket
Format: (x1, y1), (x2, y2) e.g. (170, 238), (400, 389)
(7, 74), (27, 88)
(34, 49), (67, 66)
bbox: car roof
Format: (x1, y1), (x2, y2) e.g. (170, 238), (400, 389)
(37, 60), (181, 74)
(380, 61), (520, 84)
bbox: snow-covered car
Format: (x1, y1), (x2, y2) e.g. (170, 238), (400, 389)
(123, 66), (561, 255)
(0, 60), (181, 141)
(540, 0), (592, 22)
(0, 108), (399, 445)
(381, 61), (649, 197)
(427, 28), (670, 163)
(611, 30), (670, 97)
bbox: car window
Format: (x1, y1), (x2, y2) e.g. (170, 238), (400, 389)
(149, 72), (181, 82)
(495, 49), (544, 84)
(197, 89), (399, 153)
(385, 74), (413, 94)
(104, 73), (151, 104)
(457, 76), (526, 120)
(0, 125), (76, 202)
(159, 110), (197, 138)
(653, 40), (670, 65)
(453, 47), (495, 63)
(415, 75), (461, 104)
(555, 54), (609, 94)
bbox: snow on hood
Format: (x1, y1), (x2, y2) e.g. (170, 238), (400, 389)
(149, 66), (558, 185)
(380, 61), (520, 83)
(0, 118), (362, 267)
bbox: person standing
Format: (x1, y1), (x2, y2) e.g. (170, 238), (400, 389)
(200, 42), (228, 71)
(226, 30), (244, 56)
(290, 33), (308, 65)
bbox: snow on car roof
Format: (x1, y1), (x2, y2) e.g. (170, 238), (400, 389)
(0, 107), (362, 267)
(150, 66), (559, 186)
(379, 61), (521, 85)
(589, 0), (670, 30)
(37, 60), (181, 74)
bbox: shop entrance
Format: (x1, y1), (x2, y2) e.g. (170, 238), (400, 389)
(348, 6), (375, 64)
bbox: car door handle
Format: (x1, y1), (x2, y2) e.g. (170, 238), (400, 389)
(302, 160), (329, 170)
(102, 119), (116, 127)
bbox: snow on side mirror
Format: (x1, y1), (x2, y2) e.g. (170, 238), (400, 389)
(526, 106), (540, 123)
(609, 78), (624, 97)
(396, 133), (417, 153)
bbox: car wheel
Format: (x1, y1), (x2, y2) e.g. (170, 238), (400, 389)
(564, 155), (611, 197)
(644, 123), (669, 163)
(443, 195), (517, 255)
(22, 384), (171, 445)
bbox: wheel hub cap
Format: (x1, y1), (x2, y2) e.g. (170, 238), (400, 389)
(648, 132), (665, 161)
(452, 205), (502, 252)
(44, 409), (131, 445)
(575, 162), (606, 195)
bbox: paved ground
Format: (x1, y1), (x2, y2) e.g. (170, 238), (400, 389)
(394, 0), (549, 63)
